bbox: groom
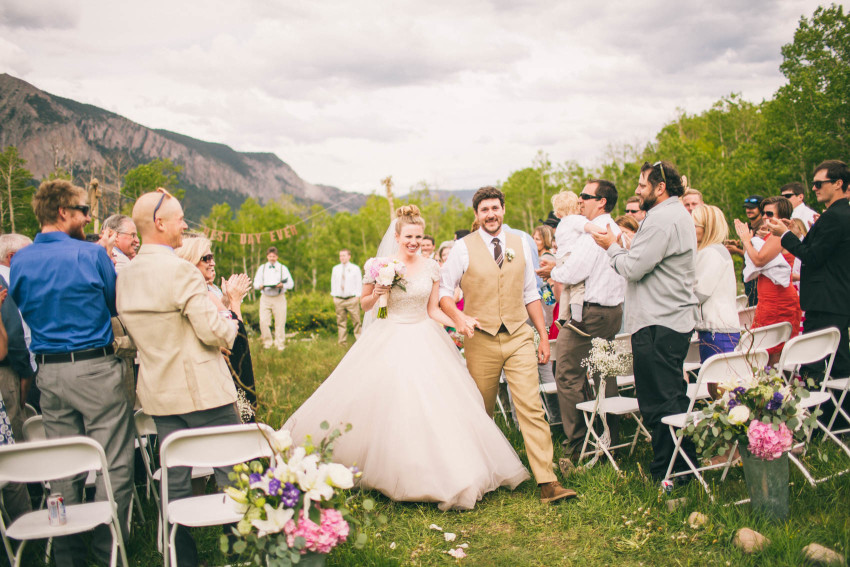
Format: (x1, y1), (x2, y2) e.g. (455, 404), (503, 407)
(440, 186), (577, 503)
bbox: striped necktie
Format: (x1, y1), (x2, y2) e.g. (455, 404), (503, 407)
(492, 238), (503, 268)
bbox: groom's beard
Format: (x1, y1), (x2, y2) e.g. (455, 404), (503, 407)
(480, 218), (503, 235)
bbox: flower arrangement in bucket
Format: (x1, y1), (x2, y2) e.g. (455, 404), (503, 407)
(681, 366), (821, 520)
(221, 422), (385, 566)
(363, 257), (407, 318)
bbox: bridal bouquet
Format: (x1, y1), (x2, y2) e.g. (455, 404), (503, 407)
(681, 366), (820, 460)
(221, 423), (385, 566)
(363, 257), (407, 318)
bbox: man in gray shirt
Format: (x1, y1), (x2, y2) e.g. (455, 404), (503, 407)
(592, 160), (699, 484)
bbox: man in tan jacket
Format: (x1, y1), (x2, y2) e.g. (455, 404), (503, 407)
(117, 188), (238, 567)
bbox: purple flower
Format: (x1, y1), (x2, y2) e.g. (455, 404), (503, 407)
(268, 478), (282, 496)
(727, 399), (740, 409)
(766, 391), (784, 411)
(732, 387), (746, 396)
(281, 482), (300, 508)
(249, 473), (261, 485)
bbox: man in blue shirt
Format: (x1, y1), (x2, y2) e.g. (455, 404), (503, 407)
(10, 179), (134, 567)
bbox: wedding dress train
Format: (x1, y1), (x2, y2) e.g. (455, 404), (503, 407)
(284, 259), (530, 510)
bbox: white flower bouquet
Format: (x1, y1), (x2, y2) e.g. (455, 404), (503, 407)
(363, 257), (407, 318)
(221, 422), (386, 566)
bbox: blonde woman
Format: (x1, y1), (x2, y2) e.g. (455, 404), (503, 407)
(175, 235), (256, 421)
(692, 205), (740, 361)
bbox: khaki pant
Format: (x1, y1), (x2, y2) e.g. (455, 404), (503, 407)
(333, 296), (362, 344)
(0, 366), (32, 520)
(260, 292), (287, 349)
(464, 325), (556, 484)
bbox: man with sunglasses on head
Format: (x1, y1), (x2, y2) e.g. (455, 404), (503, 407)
(117, 189), (240, 566)
(592, 161), (700, 487)
(766, 160), (850, 388)
(10, 179), (135, 567)
(726, 195), (764, 307)
(780, 182), (818, 230)
(624, 196), (645, 223)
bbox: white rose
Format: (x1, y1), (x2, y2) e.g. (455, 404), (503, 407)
(325, 462), (355, 489)
(376, 265), (395, 286)
(270, 428), (293, 453)
(727, 405), (751, 425)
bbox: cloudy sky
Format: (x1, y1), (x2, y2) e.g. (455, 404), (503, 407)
(0, 0), (822, 194)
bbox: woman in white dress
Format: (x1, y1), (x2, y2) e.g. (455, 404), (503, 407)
(285, 205), (530, 510)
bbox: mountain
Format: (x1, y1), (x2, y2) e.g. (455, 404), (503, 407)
(0, 73), (367, 219)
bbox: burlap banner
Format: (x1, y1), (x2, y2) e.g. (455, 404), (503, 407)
(199, 224), (299, 245)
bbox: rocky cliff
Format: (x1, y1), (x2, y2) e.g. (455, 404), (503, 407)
(0, 73), (366, 218)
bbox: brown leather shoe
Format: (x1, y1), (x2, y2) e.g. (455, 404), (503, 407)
(540, 481), (577, 504)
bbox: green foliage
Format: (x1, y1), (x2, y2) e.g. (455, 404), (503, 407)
(122, 158), (185, 208)
(0, 145), (37, 234)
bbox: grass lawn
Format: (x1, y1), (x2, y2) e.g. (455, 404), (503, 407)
(13, 333), (850, 566)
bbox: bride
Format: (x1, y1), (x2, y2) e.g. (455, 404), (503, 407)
(284, 205), (530, 510)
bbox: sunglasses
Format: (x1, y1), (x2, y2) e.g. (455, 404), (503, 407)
(579, 193), (603, 201)
(152, 187), (174, 223)
(200, 254), (214, 263)
(67, 204), (91, 216)
(764, 211), (775, 218)
(652, 161), (667, 184)
(743, 198), (761, 205)
(812, 179), (836, 189)
(625, 208), (640, 214)
(780, 193), (795, 199)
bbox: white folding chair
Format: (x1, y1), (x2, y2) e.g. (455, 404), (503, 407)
(496, 371), (513, 428)
(575, 374), (652, 472)
(775, 327), (850, 485)
(738, 306), (757, 330)
(161, 423), (276, 567)
(735, 321), (792, 353)
(662, 349), (769, 501)
(613, 333), (635, 392)
(825, 375), (850, 435)
(735, 294), (748, 311)
(22, 404), (37, 421)
(0, 436), (129, 567)
(683, 336), (702, 378)
(22, 416), (142, 533)
(538, 340), (561, 427)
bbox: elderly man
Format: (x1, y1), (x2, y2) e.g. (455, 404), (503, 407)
(101, 214), (140, 272)
(0, 235), (36, 521)
(593, 161), (700, 485)
(537, 180), (626, 462)
(117, 188), (239, 567)
(10, 179), (134, 566)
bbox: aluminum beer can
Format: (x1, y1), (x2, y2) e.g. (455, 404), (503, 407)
(47, 493), (67, 526)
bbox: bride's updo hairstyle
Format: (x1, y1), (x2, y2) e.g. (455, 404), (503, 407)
(394, 205), (426, 234)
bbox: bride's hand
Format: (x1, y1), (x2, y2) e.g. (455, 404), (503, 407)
(456, 315), (480, 338)
(372, 284), (391, 296)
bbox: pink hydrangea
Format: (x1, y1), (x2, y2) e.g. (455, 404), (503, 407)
(746, 420), (793, 460)
(284, 508), (350, 554)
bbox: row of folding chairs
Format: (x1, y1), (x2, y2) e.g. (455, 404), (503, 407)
(663, 326), (850, 501)
(0, 412), (278, 567)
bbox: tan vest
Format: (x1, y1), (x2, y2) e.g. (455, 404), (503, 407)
(460, 232), (528, 336)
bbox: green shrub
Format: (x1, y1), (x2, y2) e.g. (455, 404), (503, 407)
(242, 292), (338, 335)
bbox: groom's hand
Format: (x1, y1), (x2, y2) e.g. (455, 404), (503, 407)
(538, 338), (550, 364)
(455, 315), (480, 338)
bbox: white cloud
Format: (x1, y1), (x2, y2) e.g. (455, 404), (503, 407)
(0, 0), (825, 193)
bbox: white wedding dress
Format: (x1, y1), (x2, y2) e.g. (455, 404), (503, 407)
(284, 259), (530, 510)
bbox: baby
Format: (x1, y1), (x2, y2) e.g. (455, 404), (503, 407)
(551, 190), (604, 337)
